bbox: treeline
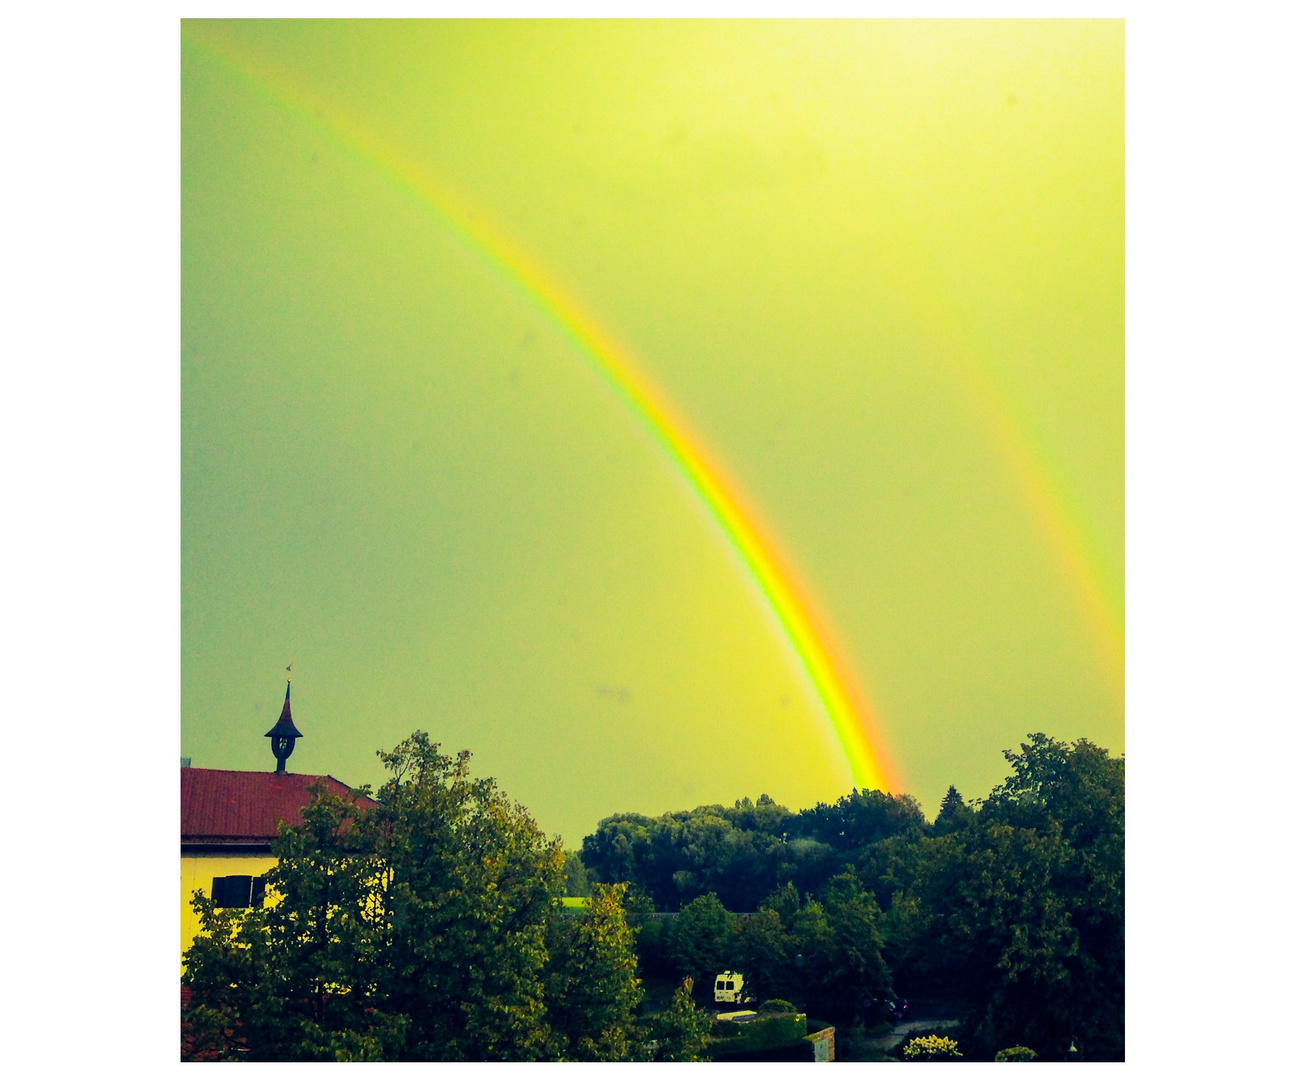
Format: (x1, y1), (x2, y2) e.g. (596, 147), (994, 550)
(181, 730), (1122, 1062)
(581, 732), (1124, 1061)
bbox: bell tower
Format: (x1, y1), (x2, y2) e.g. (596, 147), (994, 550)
(264, 677), (304, 774)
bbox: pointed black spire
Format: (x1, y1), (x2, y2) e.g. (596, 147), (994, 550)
(265, 679), (304, 773)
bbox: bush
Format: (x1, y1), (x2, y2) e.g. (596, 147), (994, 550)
(902, 1034), (962, 1061)
(759, 999), (796, 1014)
(712, 1041), (815, 1062)
(995, 1045), (1038, 1062)
(710, 1013), (807, 1056)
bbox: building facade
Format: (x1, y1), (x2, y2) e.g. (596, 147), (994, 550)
(180, 682), (375, 969)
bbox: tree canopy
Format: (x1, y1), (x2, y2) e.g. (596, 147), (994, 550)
(183, 729), (1122, 1061)
(184, 733), (646, 1061)
(581, 732), (1123, 1060)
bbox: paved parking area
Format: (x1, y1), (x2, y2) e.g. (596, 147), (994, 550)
(863, 1017), (961, 1053)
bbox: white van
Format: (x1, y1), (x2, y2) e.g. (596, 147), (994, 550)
(714, 971), (746, 1004)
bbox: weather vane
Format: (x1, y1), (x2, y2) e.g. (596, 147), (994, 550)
(286, 661), (293, 683)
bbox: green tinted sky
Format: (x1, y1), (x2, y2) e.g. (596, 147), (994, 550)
(182, 20), (1122, 846)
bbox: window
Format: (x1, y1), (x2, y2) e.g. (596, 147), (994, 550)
(211, 875), (266, 908)
(717, 981), (726, 990)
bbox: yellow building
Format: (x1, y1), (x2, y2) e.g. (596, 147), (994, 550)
(181, 682), (375, 969)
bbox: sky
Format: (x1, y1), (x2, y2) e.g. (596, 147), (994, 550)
(181, 19), (1123, 847)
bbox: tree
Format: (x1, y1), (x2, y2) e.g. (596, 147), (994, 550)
(367, 733), (563, 1060)
(580, 815), (653, 894)
(932, 785), (974, 836)
(896, 735), (1124, 1061)
(982, 734), (1124, 1061)
(666, 892), (737, 993)
(819, 871), (893, 1009)
(647, 978), (715, 1062)
(728, 793), (795, 836)
(796, 789), (927, 851)
(780, 871), (894, 1021)
(561, 850), (592, 897)
(761, 881), (803, 927)
(622, 885), (673, 978)
(880, 890), (925, 990)
(543, 884), (643, 1060)
(184, 732), (565, 1061)
(736, 908), (793, 1003)
(182, 780), (400, 1060)
(985, 734), (1124, 853)
(622, 884), (655, 928)
(789, 898), (831, 1008)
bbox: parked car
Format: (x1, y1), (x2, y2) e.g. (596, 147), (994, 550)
(887, 997), (911, 1023)
(862, 996), (912, 1025)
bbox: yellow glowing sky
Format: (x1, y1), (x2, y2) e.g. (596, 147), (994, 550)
(182, 20), (1122, 845)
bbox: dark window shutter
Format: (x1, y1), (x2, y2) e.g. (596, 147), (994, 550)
(212, 875), (254, 908)
(251, 877), (266, 907)
(227, 876), (252, 907)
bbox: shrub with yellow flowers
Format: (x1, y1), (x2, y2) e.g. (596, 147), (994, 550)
(902, 1034), (962, 1061)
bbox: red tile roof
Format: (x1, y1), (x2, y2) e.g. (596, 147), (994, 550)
(181, 768), (376, 843)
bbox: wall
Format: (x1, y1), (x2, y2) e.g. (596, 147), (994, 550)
(181, 854), (276, 973)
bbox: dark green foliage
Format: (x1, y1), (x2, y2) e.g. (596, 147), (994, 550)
(184, 729), (1121, 1061)
(666, 892), (737, 993)
(932, 784), (975, 836)
(647, 978), (715, 1062)
(543, 883), (643, 1059)
(615, 884), (668, 977)
(892, 735), (1124, 1061)
(726, 869), (894, 1024)
(581, 790), (926, 913)
(367, 735), (561, 1060)
(561, 850), (592, 897)
(710, 1012), (807, 1056)
(621, 883), (655, 926)
(712, 1040), (817, 1062)
(583, 731), (1122, 1063)
(629, 913), (673, 979)
(182, 780), (407, 1060)
(761, 880), (802, 925)
(797, 788), (927, 851)
(183, 732), (631, 1061)
(760, 998), (796, 1013)
(579, 815), (654, 895)
(736, 908), (793, 1001)
(809, 870), (893, 1016)
(581, 799), (803, 912)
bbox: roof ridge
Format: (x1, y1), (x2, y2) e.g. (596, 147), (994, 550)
(181, 767), (333, 778)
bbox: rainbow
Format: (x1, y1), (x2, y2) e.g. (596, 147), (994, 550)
(881, 263), (1125, 705)
(184, 27), (902, 793)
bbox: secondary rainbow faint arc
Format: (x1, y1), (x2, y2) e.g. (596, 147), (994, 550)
(184, 29), (900, 793)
